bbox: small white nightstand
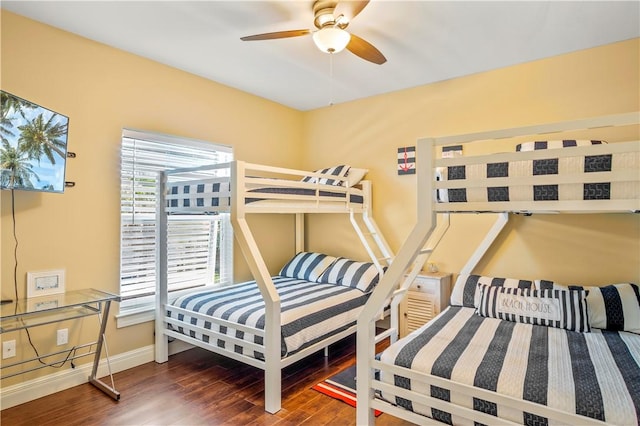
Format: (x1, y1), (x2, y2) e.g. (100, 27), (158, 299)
(400, 272), (451, 337)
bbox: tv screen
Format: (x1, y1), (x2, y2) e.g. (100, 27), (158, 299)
(0, 91), (69, 193)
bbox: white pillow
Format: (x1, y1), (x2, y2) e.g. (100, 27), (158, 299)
(341, 168), (368, 187)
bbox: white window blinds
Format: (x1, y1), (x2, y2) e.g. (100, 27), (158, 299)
(120, 129), (233, 312)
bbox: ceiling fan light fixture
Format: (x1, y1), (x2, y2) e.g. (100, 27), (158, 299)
(312, 27), (351, 54)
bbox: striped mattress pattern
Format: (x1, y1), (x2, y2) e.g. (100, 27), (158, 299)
(435, 148), (640, 204)
(166, 183), (363, 209)
(167, 276), (369, 359)
(379, 306), (640, 425)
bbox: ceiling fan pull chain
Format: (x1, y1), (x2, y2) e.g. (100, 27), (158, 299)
(329, 52), (334, 106)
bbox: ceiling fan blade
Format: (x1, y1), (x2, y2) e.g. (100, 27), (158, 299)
(334, 1), (370, 22)
(240, 29), (311, 41)
(347, 33), (386, 64)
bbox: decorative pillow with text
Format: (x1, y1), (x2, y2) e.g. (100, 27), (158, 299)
(476, 284), (591, 332)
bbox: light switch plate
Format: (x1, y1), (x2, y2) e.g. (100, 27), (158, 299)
(2, 340), (16, 359)
(57, 328), (68, 345)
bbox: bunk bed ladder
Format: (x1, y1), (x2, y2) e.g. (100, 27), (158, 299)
(402, 213), (451, 289)
(350, 211), (394, 273)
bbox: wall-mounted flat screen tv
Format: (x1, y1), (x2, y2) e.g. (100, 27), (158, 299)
(0, 91), (69, 193)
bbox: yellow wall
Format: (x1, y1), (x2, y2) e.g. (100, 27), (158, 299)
(1, 9), (639, 390)
(0, 11), (302, 383)
(303, 38), (640, 285)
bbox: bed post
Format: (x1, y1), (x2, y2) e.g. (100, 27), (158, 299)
(356, 138), (439, 425)
(295, 213), (304, 252)
(230, 161), (282, 413)
(356, 220), (437, 424)
(155, 170), (169, 363)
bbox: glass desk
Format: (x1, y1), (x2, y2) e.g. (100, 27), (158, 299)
(0, 289), (121, 400)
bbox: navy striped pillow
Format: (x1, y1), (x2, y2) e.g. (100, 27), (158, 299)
(538, 280), (640, 334)
(279, 252), (336, 282)
(450, 274), (534, 308)
(317, 258), (383, 292)
(301, 165), (350, 186)
(476, 284), (590, 332)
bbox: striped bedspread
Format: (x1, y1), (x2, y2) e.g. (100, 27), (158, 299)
(379, 306), (640, 425)
(168, 276), (369, 359)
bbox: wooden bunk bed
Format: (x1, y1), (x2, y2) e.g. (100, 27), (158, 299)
(153, 161), (394, 413)
(356, 112), (640, 425)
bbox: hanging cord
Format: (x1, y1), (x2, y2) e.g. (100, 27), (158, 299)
(12, 189), (19, 308)
(329, 53), (336, 106)
(11, 189), (77, 368)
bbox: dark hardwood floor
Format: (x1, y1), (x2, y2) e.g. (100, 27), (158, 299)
(1, 335), (414, 425)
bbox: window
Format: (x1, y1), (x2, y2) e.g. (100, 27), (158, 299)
(119, 129), (233, 324)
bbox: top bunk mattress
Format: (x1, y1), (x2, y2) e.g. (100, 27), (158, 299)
(166, 183), (364, 210)
(162, 161), (370, 214)
(378, 305), (640, 425)
(434, 141), (640, 212)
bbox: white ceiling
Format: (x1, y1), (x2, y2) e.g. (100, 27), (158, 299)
(3, 1), (639, 111)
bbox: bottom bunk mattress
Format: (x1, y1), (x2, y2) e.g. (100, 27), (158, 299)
(379, 306), (640, 425)
(167, 276), (369, 359)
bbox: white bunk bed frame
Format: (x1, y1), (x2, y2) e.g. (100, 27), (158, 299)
(153, 161), (394, 413)
(356, 112), (640, 425)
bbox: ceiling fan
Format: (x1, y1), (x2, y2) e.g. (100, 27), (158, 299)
(240, 0), (386, 65)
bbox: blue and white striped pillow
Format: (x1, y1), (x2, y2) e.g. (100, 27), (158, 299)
(538, 280), (640, 334)
(476, 284), (591, 332)
(279, 252), (336, 282)
(301, 165), (350, 186)
(450, 274), (534, 308)
(317, 258), (383, 292)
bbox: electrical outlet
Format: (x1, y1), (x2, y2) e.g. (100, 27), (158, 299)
(2, 340), (16, 359)
(57, 328), (68, 346)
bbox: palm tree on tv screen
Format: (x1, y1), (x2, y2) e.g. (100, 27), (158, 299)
(0, 91), (35, 144)
(0, 91), (68, 191)
(18, 113), (67, 165)
(0, 139), (39, 189)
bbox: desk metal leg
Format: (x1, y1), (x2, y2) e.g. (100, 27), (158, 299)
(88, 300), (120, 400)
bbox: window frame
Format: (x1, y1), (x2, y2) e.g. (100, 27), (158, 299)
(117, 129), (233, 327)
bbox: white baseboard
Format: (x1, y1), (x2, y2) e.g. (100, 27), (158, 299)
(0, 345), (155, 409)
(1, 339), (196, 410)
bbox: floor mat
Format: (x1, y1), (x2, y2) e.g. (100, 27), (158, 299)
(312, 364), (382, 417)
